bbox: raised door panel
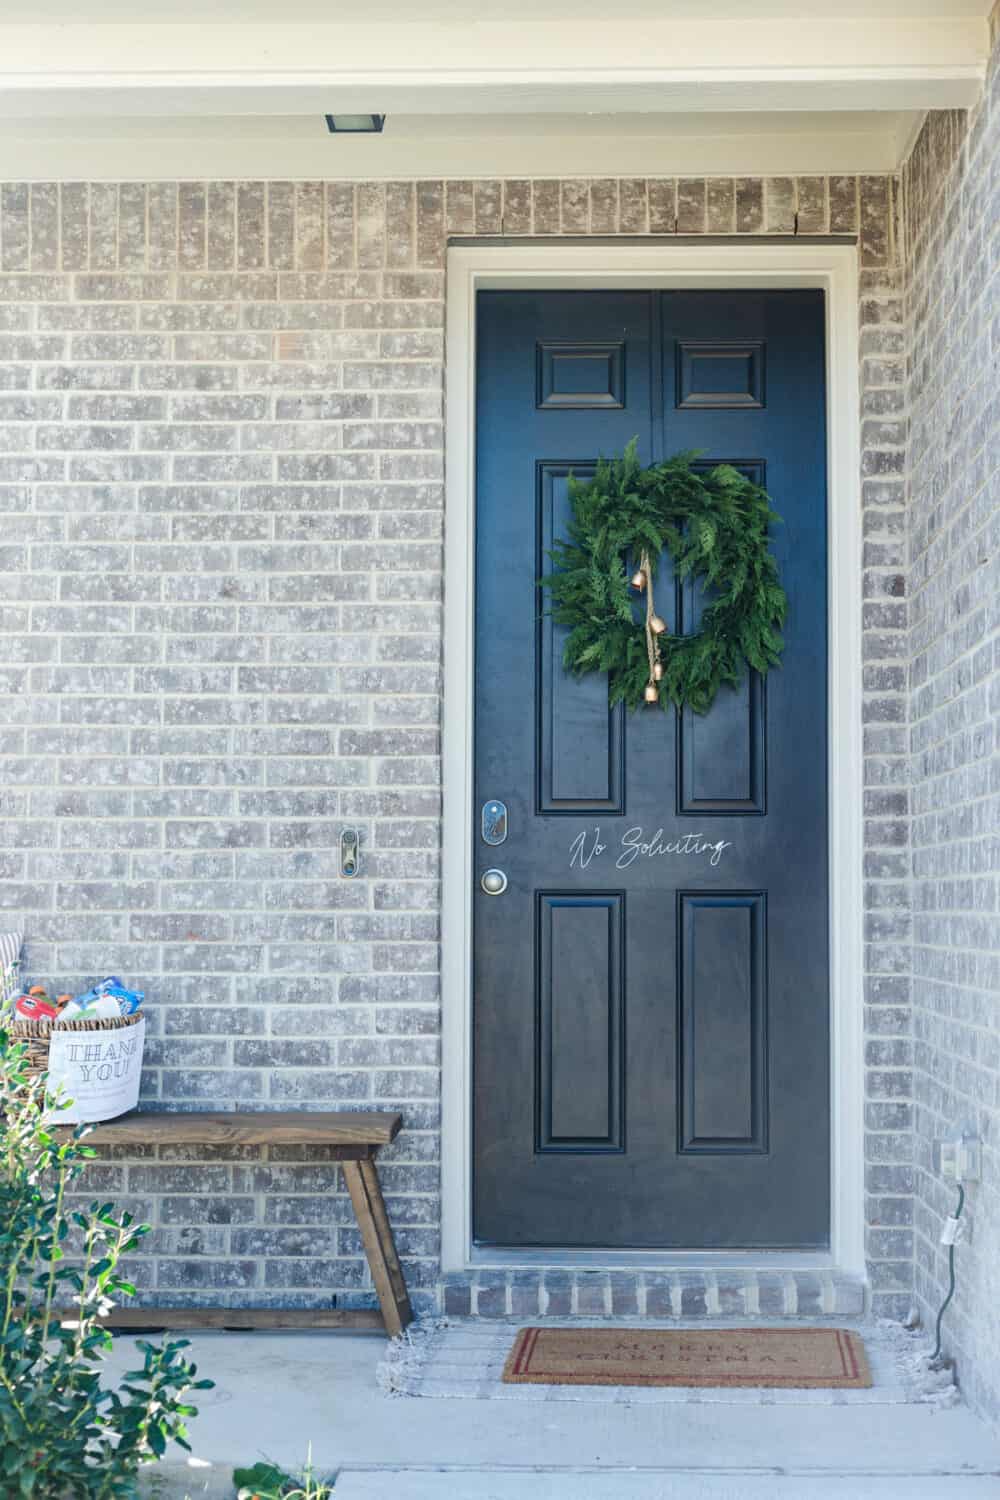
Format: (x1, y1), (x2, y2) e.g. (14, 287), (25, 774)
(537, 462), (625, 814)
(537, 341), (625, 409)
(536, 892), (624, 1153)
(678, 891), (767, 1154)
(677, 460), (766, 815)
(676, 341), (765, 409)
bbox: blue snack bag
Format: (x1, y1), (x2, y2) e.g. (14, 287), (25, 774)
(70, 976), (144, 1016)
(100, 978), (144, 1014)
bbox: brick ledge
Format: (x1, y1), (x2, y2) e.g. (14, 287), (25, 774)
(440, 1269), (866, 1320)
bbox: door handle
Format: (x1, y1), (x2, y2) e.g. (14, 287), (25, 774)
(480, 869), (508, 896)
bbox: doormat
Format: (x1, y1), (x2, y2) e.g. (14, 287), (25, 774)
(378, 1319), (957, 1406)
(502, 1326), (871, 1388)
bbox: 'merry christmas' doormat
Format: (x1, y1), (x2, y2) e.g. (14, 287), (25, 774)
(502, 1326), (871, 1388)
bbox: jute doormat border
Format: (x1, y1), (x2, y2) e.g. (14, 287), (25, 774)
(502, 1326), (872, 1389)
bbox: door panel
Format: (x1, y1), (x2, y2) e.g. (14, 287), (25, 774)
(536, 462), (625, 814)
(678, 891), (767, 1154)
(474, 289), (829, 1249)
(537, 892), (625, 1153)
(679, 457), (767, 816)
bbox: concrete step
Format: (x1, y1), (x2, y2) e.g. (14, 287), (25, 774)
(333, 1470), (1000, 1500)
(127, 1329), (1000, 1500)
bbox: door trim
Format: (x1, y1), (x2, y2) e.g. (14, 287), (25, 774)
(442, 242), (864, 1277)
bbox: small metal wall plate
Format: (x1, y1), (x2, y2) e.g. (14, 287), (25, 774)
(481, 800), (508, 847)
(340, 827), (361, 878)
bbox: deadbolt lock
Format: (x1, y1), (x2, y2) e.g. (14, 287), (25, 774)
(481, 800), (508, 846)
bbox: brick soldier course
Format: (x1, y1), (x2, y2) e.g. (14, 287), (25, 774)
(0, 65), (994, 1428)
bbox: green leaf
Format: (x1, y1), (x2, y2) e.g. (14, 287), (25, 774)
(234, 1459), (294, 1496)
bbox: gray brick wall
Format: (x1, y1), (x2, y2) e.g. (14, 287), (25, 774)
(901, 3), (1000, 1429)
(0, 172), (907, 1318)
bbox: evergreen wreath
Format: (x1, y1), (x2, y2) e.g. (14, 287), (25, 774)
(540, 440), (788, 715)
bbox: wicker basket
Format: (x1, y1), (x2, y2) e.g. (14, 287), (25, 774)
(7, 1010), (145, 1122)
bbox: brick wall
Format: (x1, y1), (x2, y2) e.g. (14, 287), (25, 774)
(902, 3), (1000, 1429)
(0, 172), (908, 1317)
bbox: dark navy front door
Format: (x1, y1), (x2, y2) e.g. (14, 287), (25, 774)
(474, 290), (829, 1248)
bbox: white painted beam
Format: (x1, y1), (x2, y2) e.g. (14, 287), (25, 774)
(1, 1), (994, 17)
(0, 117), (911, 181)
(0, 77), (982, 120)
(0, 19), (986, 118)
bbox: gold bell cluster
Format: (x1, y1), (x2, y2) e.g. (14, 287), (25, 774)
(632, 551), (666, 703)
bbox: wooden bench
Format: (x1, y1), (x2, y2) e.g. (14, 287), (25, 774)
(74, 1110), (413, 1337)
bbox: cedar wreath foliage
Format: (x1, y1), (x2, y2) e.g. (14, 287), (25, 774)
(541, 440), (788, 714)
(0, 1032), (212, 1498)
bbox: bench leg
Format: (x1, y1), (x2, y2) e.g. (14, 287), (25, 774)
(343, 1158), (414, 1338)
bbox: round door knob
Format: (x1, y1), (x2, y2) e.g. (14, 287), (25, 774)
(480, 868), (508, 896)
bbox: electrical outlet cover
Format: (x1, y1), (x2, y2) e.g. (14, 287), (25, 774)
(957, 1137), (982, 1182)
(934, 1139), (959, 1179)
(934, 1135), (981, 1182)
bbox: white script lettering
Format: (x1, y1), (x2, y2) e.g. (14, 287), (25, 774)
(569, 828), (608, 869)
(569, 825), (732, 869)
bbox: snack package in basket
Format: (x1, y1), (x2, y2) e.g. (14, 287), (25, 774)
(59, 976), (144, 1023)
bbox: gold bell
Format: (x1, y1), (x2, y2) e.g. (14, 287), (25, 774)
(649, 614), (667, 635)
(653, 661), (664, 681)
(644, 681), (659, 704)
(630, 569), (647, 591)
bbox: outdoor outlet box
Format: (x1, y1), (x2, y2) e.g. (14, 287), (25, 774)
(935, 1135), (981, 1182)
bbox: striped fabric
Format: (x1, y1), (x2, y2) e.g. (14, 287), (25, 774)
(0, 931), (22, 1007)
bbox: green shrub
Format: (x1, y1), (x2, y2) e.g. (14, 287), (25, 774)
(234, 1450), (335, 1498)
(0, 1031), (212, 1498)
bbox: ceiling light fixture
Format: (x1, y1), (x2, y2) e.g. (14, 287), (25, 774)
(325, 114), (386, 134)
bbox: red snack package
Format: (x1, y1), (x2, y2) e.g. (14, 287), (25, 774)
(14, 993), (60, 1021)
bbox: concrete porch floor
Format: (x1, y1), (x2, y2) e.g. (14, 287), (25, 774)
(115, 1329), (1000, 1499)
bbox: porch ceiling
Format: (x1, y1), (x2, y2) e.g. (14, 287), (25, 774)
(0, 4), (989, 179)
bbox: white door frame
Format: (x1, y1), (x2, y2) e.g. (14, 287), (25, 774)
(441, 241), (864, 1277)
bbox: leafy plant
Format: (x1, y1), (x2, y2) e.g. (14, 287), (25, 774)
(540, 439), (788, 715)
(235, 1448), (334, 1498)
(0, 1030), (213, 1498)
